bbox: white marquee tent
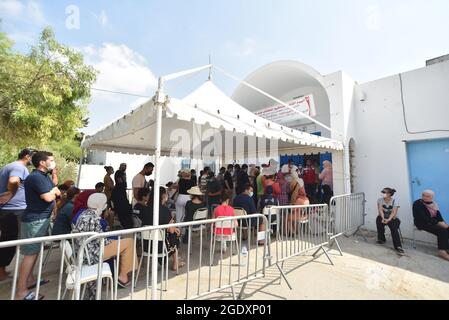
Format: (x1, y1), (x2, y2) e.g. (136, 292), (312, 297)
(82, 80), (343, 155)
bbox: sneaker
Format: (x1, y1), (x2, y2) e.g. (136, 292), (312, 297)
(395, 247), (405, 256)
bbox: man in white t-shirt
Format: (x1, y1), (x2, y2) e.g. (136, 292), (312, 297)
(132, 162), (154, 205)
(281, 159), (298, 184)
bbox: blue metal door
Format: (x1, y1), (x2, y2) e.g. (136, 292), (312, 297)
(407, 139), (449, 221)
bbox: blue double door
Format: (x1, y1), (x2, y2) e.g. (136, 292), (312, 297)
(407, 138), (449, 221)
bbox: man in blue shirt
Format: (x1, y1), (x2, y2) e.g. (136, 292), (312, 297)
(15, 151), (61, 300)
(233, 183), (266, 245)
(0, 148), (36, 282)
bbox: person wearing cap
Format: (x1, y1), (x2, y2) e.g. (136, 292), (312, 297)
(174, 169), (195, 224)
(182, 186), (205, 243)
(72, 193), (137, 289)
(0, 148), (36, 282)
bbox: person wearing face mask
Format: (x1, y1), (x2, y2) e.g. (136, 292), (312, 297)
(72, 193), (137, 292)
(0, 148), (36, 283)
(15, 151), (61, 300)
(132, 162), (154, 206)
(233, 183), (266, 245)
(413, 190), (449, 261)
(376, 187), (404, 255)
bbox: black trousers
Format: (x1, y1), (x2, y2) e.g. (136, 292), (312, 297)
(304, 183), (316, 200)
(417, 224), (449, 250)
(0, 210), (22, 267)
(376, 216), (402, 249)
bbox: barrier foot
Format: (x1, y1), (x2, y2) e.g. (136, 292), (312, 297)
(334, 239), (343, 256)
(231, 285), (237, 300)
(237, 283), (247, 300)
(312, 246), (334, 266)
(275, 262), (292, 290)
(326, 238), (343, 257)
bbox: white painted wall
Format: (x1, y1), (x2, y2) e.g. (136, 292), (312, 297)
(353, 60), (449, 242)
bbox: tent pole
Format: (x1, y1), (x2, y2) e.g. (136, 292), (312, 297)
(151, 76), (166, 300)
(76, 140), (85, 187)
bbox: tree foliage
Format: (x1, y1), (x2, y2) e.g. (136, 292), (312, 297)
(0, 27), (97, 182)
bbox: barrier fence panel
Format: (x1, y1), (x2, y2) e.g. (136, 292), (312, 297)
(75, 214), (270, 300)
(328, 193), (366, 255)
(0, 232), (96, 300)
(266, 204), (332, 289)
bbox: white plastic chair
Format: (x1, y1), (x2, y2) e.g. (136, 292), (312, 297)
(62, 240), (114, 300)
(134, 230), (173, 288)
(191, 207), (209, 234)
(211, 218), (240, 261)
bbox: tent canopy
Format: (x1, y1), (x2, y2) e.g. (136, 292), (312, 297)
(81, 81), (344, 158)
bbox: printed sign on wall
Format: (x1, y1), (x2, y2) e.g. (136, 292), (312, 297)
(254, 95), (316, 125)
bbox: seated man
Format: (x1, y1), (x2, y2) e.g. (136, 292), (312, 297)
(413, 190), (449, 261)
(233, 183), (266, 245)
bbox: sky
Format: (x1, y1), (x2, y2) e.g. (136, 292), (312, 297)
(1, 0), (449, 134)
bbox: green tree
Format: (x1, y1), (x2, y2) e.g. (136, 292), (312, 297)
(0, 27), (97, 182)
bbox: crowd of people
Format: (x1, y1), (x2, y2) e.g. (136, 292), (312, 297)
(1, 148), (449, 299)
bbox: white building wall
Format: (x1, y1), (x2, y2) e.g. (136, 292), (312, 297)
(353, 60), (449, 242)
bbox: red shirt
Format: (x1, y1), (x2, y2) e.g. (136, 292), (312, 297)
(214, 205), (235, 235)
(303, 166), (316, 184)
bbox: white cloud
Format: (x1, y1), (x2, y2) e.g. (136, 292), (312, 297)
(224, 37), (257, 57)
(80, 43), (158, 133)
(0, 0), (24, 17)
(0, 0), (46, 25)
(82, 43), (158, 95)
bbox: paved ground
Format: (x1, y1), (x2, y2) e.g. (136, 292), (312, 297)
(1, 229), (448, 300)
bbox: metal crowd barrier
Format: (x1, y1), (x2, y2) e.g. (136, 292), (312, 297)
(0, 232), (96, 300)
(75, 214), (270, 300)
(328, 193), (366, 255)
(266, 204), (332, 289)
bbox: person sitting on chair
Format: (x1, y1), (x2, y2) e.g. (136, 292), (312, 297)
(233, 183), (266, 245)
(376, 187), (405, 255)
(413, 190), (449, 261)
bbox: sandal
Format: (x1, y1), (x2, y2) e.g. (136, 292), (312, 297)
(22, 291), (45, 300)
(27, 279), (50, 290)
(117, 279), (131, 288)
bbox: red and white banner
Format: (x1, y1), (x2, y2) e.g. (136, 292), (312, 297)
(254, 95), (316, 125)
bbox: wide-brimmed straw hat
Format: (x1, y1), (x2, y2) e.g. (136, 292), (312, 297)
(262, 167), (277, 176)
(187, 186), (203, 196)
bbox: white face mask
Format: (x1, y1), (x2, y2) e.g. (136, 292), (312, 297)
(47, 160), (56, 171)
(248, 191), (254, 198)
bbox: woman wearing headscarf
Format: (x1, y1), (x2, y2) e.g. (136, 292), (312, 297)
(413, 190), (449, 261)
(72, 193), (137, 288)
(285, 178), (309, 235)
